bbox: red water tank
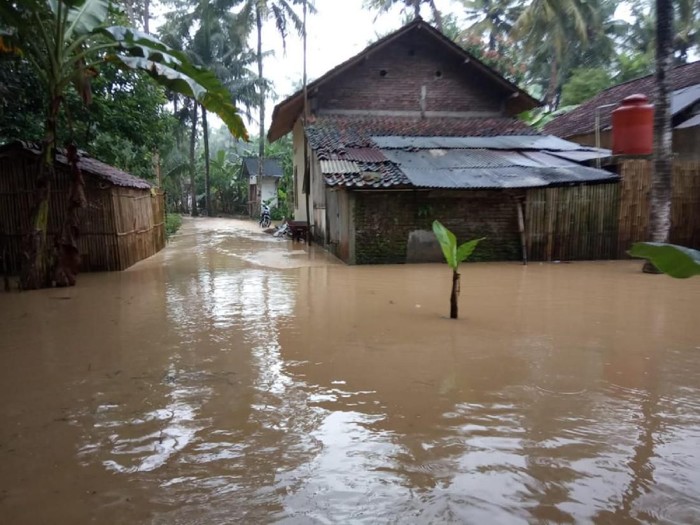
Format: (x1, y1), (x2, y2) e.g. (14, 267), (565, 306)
(611, 94), (654, 155)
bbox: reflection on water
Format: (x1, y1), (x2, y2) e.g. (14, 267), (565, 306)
(1, 217), (700, 524)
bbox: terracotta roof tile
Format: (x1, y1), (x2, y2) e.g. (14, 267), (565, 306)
(543, 61), (700, 138)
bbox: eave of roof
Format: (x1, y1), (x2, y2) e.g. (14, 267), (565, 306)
(306, 116), (614, 190)
(267, 18), (540, 143)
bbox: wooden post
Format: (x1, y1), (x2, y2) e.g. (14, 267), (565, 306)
(450, 270), (460, 319)
(516, 199), (527, 265)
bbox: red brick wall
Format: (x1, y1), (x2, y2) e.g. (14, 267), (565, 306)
(315, 32), (507, 115)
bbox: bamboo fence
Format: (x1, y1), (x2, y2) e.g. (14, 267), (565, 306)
(526, 159), (700, 262)
(526, 183), (620, 261)
(1, 153), (165, 275)
(617, 160), (700, 255)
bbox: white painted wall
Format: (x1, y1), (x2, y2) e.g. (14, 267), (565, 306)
(260, 177), (278, 207)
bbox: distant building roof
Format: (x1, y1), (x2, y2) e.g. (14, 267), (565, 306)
(543, 61), (700, 138)
(0, 141), (152, 189)
(307, 115), (615, 189)
(267, 18), (539, 142)
(242, 157), (283, 178)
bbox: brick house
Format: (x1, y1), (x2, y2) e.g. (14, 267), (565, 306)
(267, 19), (617, 264)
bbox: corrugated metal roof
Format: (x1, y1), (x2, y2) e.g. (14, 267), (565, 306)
(546, 149), (612, 163)
(371, 135), (591, 151)
(402, 166), (617, 189)
(320, 160), (360, 174)
(379, 147), (618, 189)
(676, 113), (700, 129)
(671, 83), (700, 114)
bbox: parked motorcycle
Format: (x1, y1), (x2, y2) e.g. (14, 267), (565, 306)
(273, 221), (291, 238)
(259, 203), (271, 228)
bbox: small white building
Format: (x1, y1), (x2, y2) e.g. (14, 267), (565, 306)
(242, 157), (283, 216)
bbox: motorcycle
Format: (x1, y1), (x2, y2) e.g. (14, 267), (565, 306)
(259, 203), (271, 228)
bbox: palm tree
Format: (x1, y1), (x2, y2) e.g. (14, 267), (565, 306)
(237, 0), (309, 212)
(643, 0), (674, 273)
(0, 0), (247, 288)
(364, 0), (443, 30)
(514, 0), (598, 108)
(461, 0), (519, 51)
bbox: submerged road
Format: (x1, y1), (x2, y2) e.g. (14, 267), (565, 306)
(1, 217), (700, 523)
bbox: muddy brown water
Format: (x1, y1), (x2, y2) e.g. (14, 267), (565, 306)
(1, 217), (700, 524)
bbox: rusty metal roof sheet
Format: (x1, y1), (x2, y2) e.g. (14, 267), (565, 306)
(380, 148), (617, 189)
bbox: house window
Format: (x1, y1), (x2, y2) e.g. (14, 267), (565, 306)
(379, 69), (388, 78)
(435, 70), (443, 79)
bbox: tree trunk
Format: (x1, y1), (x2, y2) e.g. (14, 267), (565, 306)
(544, 57), (559, 110)
(143, 0), (150, 33)
(54, 144), (87, 287)
(450, 270), (460, 319)
(644, 0), (674, 274)
(20, 95), (61, 290)
(413, 0), (421, 19)
(202, 107), (212, 216)
(256, 4), (265, 212)
(190, 101), (199, 217)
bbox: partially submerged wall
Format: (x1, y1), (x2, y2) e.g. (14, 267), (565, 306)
(351, 190), (522, 264)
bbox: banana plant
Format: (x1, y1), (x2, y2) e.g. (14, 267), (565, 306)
(629, 242), (700, 278)
(0, 0), (249, 289)
(432, 220), (484, 319)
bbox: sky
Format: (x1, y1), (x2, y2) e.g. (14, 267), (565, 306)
(199, 0), (634, 136)
(249, 0), (462, 132)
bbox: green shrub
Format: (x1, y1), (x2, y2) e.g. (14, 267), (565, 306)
(165, 213), (182, 239)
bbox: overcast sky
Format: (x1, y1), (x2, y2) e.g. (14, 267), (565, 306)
(250, 0), (462, 132)
(209, 0), (632, 135)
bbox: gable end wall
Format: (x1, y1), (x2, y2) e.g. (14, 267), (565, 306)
(315, 33), (506, 115)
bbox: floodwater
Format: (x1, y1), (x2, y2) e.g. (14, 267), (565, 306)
(1, 218), (700, 524)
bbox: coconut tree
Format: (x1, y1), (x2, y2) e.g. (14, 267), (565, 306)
(461, 0), (519, 52)
(643, 0), (674, 274)
(0, 0), (248, 289)
(236, 0), (311, 212)
(364, 0), (443, 29)
(514, 0), (597, 108)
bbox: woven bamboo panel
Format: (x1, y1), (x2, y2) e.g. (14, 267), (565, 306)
(617, 160), (700, 256)
(1, 154), (165, 274)
(526, 183), (620, 261)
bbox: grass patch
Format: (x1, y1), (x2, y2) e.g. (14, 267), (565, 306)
(165, 213), (182, 239)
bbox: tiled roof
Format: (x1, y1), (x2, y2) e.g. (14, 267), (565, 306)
(0, 141), (152, 189)
(306, 115), (612, 189)
(543, 61), (700, 138)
